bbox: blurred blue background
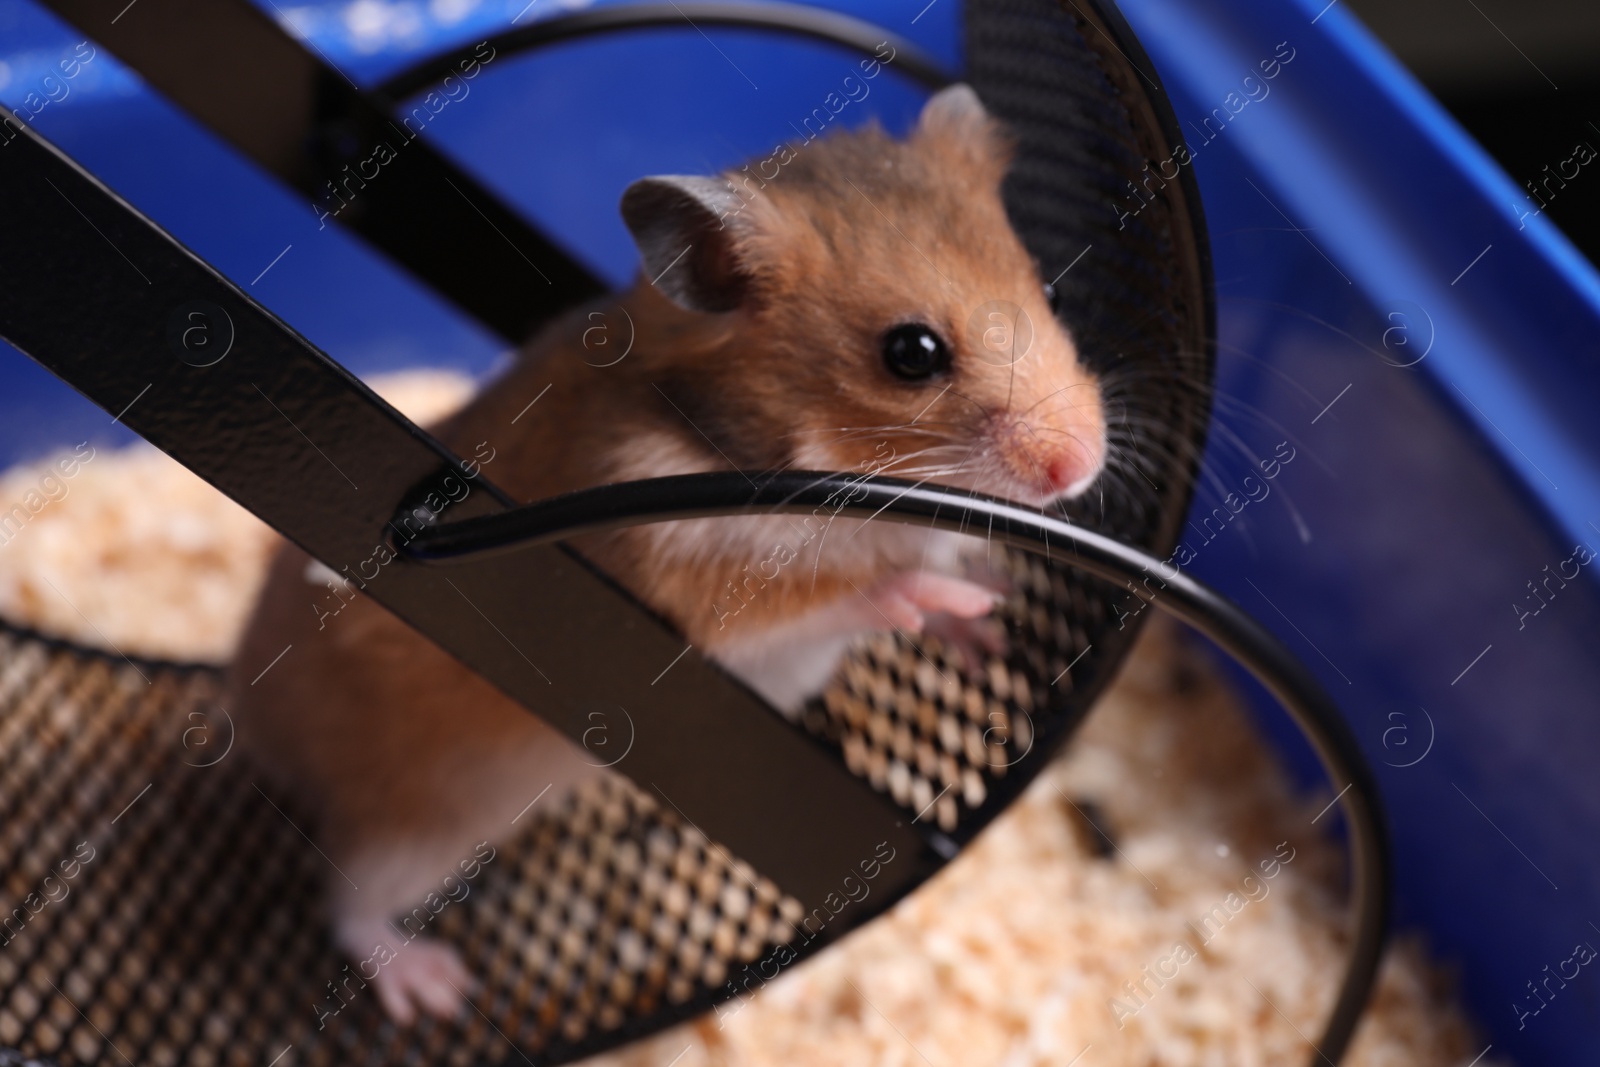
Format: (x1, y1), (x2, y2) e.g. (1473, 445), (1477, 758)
(2, 0), (1598, 1061)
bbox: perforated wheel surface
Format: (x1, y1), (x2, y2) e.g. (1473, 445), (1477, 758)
(0, 533), (1105, 1065)
(0, 620), (816, 1066)
(0, 529), (1182, 1066)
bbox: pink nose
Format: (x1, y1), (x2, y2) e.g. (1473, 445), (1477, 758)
(994, 417), (1106, 502)
(1043, 440), (1104, 497)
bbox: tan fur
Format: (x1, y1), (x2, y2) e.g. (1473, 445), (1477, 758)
(228, 86), (1106, 1023)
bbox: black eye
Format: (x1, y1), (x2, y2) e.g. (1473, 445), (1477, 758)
(881, 323), (952, 382)
(1043, 281), (1062, 315)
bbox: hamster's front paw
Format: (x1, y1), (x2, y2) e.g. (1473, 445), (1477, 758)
(865, 570), (1002, 632)
(705, 568), (1007, 714)
(865, 569), (1011, 674)
(371, 937), (474, 1026)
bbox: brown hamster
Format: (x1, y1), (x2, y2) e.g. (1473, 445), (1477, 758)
(228, 84), (1106, 1026)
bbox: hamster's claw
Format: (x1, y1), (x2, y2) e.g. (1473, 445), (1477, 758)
(372, 938), (475, 1026)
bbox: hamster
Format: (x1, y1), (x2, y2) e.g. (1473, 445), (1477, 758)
(227, 84), (1106, 1027)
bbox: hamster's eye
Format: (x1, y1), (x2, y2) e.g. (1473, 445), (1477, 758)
(1043, 281), (1062, 315)
(882, 323), (952, 382)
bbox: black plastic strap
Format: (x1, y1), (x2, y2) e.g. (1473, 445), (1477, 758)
(0, 113), (927, 910)
(36, 0), (605, 343)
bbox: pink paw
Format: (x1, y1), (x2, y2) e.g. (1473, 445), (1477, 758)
(865, 571), (1003, 633)
(850, 570), (1013, 673)
(372, 938), (474, 1026)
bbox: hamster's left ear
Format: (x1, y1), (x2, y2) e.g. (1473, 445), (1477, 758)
(621, 176), (750, 313)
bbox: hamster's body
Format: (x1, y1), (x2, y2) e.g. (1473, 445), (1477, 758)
(229, 84), (1108, 1025)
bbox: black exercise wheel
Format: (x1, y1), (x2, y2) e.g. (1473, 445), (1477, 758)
(0, 1), (1387, 1065)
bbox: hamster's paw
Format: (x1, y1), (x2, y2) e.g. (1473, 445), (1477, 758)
(868, 570), (1003, 632)
(372, 938), (474, 1026)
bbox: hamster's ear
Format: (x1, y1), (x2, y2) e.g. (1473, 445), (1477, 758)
(914, 83), (1011, 177)
(916, 83), (989, 135)
(621, 176), (749, 313)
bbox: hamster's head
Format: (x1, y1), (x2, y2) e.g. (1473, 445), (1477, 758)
(621, 84), (1105, 510)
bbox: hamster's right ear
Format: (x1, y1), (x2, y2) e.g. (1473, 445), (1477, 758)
(914, 83), (1012, 180)
(621, 176), (750, 313)
(917, 83), (989, 134)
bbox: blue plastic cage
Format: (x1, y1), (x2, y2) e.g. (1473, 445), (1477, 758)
(2, 0), (1597, 1061)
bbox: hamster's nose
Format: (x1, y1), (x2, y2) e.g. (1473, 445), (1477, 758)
(993, 410), (1106, 504)
(1043, 436), (1105, 498)
(997, 426), (1105, 504)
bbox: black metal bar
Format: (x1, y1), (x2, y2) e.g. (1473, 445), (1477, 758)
(0, 112), (927, 911)
(376, 1), (953, 101)
(399, 468), (1392, 1067)
(36, 0), (605, 344)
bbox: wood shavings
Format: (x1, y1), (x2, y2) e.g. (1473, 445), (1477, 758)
(0, 368), (1500, 1066)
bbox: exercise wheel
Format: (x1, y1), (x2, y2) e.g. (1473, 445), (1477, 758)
(0, 1), (1386, 1065)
